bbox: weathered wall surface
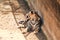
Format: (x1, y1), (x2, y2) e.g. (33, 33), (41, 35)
(26, 0), (60, 40)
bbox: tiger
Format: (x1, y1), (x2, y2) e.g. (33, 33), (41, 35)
(22, 10), (43, 34)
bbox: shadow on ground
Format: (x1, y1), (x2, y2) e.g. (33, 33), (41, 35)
(35, 30), (47, 40)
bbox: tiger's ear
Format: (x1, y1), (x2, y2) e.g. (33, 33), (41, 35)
(31, 11), (33, 14)
(28, 11), (34, 14)
(29, 11), (34, 14)
(26, 13), (30, 19)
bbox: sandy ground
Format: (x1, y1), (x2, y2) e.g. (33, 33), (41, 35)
(0, 2), (26, 40)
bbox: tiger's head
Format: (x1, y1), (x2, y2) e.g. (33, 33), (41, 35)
(26, 11), (40, 25)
